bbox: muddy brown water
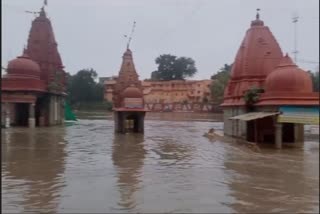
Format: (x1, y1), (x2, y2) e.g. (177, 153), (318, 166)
(2, 113), (319, 213)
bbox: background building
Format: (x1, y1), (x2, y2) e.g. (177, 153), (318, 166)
(104, 79), (212, 103)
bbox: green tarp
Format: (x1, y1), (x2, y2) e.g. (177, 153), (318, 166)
(65, 102), (77, 121)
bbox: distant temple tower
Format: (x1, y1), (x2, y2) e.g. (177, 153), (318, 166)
(1, 5), (66, 128)
(113, 49), (147, 133)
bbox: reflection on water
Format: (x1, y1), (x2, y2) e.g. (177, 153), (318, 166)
(112, 134), (146, 211)
(2, 127), (66, 213)
(2, 113), (319, 213)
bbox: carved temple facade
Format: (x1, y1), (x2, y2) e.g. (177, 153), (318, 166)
(113, 49), (147, 133)
(1, 7), (66, 128)
(221, 11), (319, 148)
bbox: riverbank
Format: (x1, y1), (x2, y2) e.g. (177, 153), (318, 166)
(74, 110), (224, 122)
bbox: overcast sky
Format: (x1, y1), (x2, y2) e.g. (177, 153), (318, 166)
(2, 0), (319, 80)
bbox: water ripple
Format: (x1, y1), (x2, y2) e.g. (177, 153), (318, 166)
(2, 113), (319, 213)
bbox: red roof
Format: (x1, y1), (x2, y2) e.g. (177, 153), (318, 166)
(7, 52), (41, 78)
(256, 54), (319, 106)
(264, 54), (313, 93)
(222, 12), (283, 106)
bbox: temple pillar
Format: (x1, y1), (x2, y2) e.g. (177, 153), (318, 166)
(114, 112), (119, 132)
(139, 113), (145, 133)
(61, 98), (65, 125)
(5, 103), (11, 128)
(275, 123), (282, 149)
(29, 103), (36, 128)
(294, 123), (304, 147)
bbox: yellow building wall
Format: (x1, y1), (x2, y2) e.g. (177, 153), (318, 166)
(104, 79), (212, 104)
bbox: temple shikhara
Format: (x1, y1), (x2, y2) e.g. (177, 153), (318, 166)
(113, 48), (147, 133)
(221, 10), (319, 148)
(1, 6), (66, 128)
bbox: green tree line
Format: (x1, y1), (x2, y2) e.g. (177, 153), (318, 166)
(150, 54), (197, 81)
(66, 68), (112, 110)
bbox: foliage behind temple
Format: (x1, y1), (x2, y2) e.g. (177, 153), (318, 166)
(151, 54), (197, 81)
(66, 68), (112, 110)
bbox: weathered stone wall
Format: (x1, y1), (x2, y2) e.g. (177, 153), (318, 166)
(223, 107), (233, 137)
(1, 103), (5, 127)
(223, 106), (249, 140)
(48, 95), (65, 126)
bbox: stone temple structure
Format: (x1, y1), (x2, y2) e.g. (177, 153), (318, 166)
(1, 6), (66, 128)
(113, 49), (147, 133)
(221, 11), (319, 148)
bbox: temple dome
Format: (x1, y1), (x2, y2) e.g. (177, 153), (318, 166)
(3, 51), (45, 92)
(265, 54), (313, 93)
(122, 85), (143, 98)
(7, 52), (41, 78)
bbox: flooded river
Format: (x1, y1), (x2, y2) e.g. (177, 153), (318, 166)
(2, 113), (319, 213)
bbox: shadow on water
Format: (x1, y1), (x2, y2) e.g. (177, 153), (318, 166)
(112, 133), (146, 212)
(2, 127), (67, 213)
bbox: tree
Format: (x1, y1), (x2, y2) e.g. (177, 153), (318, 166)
(67, 68), (104, 105)
(244, 86), (264, 105)
(210, 64), (232, 103)
(151, 54), (197, 80)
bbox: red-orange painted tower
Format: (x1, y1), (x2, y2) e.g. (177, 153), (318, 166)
(221, 10), (319, 148)
(112, 49), (143, 108)
(26, 6), (66, 93)
(222, 10), (283, 107)
(113, 48), (147, 133)
(1, 5), (66, 128)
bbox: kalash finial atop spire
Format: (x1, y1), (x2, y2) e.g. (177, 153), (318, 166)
(256, 8), (260, 19)
(39, 0), (47, 17)
(251, 8), (264, 27)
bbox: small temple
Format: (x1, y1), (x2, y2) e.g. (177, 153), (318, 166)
(112, 48), (147, 133)
(221, 10), (319, 148)
(1, 6), (66, 128)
